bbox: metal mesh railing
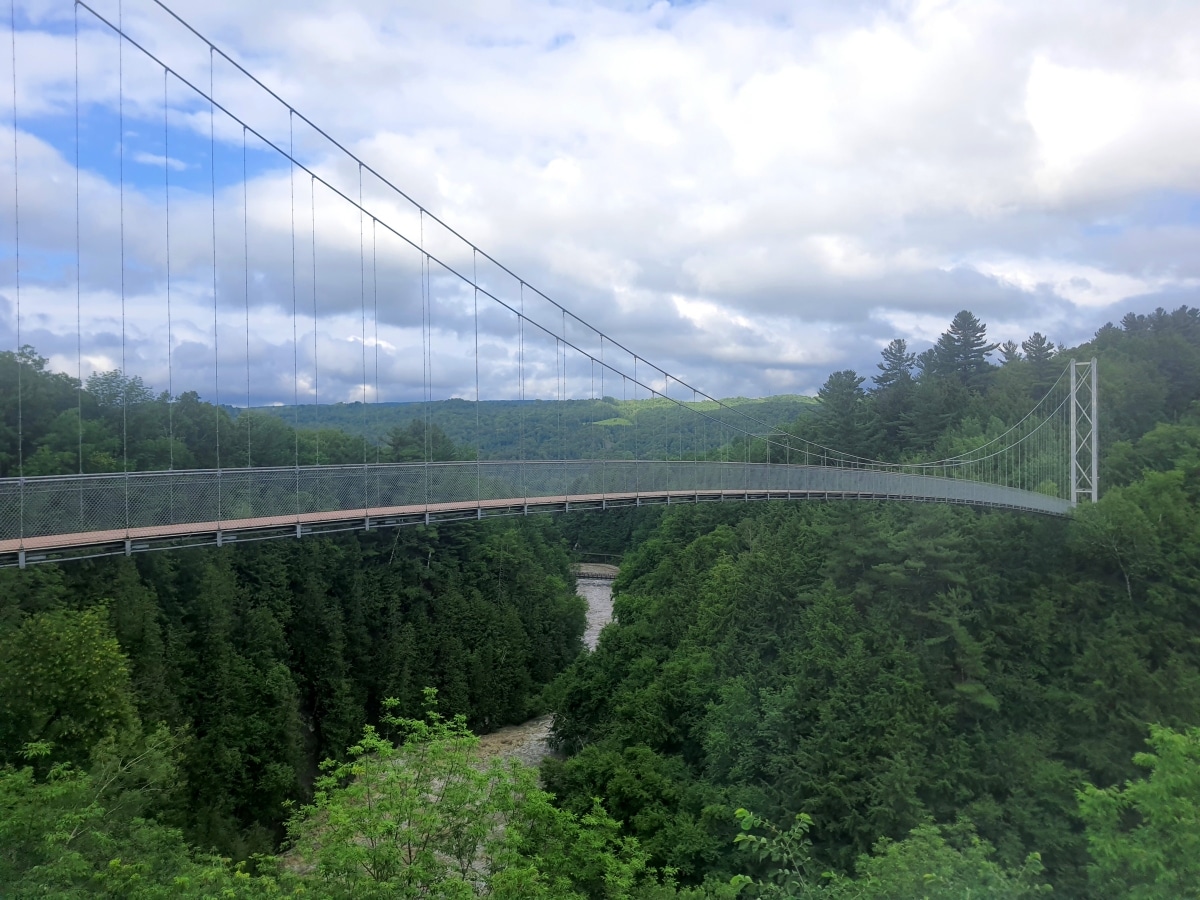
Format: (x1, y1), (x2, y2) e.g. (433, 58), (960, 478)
(0, 460), (1072, 550)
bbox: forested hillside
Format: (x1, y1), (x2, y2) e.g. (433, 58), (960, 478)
(255, 394), (818, 462)
(0, 514), (585, 855)
(546, 306), (1200, 898)
(2, 306), (1199, 897)
(0, 347), (814, 476)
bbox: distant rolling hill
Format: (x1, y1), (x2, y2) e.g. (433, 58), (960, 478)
(245, 395), (819, 460)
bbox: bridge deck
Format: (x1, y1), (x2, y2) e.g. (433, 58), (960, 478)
(0, 461), (1071, 567)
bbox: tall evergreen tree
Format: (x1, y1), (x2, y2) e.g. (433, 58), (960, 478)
(872, 339), (917, 457)
(873, 339), (917, 390)
(932, 310), (998, 388)
(915, 347), (939, 380)
(814, 370), (879, 459)
(1022, 332), (1058, 393)
(1020, 332), (1055, 366)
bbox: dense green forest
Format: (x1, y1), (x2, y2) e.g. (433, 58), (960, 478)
(0, 345), (814, 477)
(0, 501), (590, 890)
(546, 307), (1200, 897)
(2, 305), (1200, 897)
(253, 394), (818, 463)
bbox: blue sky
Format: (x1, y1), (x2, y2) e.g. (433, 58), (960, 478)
(2, 0), (1200, 406)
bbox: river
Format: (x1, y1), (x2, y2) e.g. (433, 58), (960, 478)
(475, 576), (613, 767)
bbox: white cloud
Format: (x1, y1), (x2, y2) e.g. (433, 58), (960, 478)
(3, 0), (1200, 406)
(971, 258), (1200, 310)
(132, 151), (189, 171)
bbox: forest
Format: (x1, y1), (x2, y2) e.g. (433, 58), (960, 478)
(1, 305), (1199, 897)
(253, 394), (818, 463)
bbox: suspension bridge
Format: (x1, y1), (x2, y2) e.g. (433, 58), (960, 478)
(0, 0), (1097, 568)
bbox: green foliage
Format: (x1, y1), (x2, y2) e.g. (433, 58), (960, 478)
(5, 301), (1200, 897)
(287, 692), (505, 896)
(1078, 725), (1200, 899)
(0, 606), (139, 768)
(287, 690), (720, 899)
(386, 419), (472, 462)
(547, 462), (1200, 895)
(811, 370), (880, 458)
(0, 514), (584, 860)
(731, 809), (1050, 899)
(873, 339), (916, 391)
(731, 809), (818, 896)
(0, 726), (303, 897)
(263, 394), (817, 463)
(930, 310), (998, 388)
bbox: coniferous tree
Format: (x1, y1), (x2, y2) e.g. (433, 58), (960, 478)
(999, 340), (1023, 365)
(915, 347), (939, 380)
(814, 370), (879, 459)
(873, 339), (917, 390)
(1020, 332), (1055, 366)
(932, 310), (998, 388)
(872, 339), (917, 456)
(1021, 332), (1059, 393)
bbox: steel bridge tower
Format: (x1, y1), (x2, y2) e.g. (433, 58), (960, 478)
(1070, 359), (1099, 506)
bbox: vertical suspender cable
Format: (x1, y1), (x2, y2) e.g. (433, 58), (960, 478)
(473, 249), (480, 508)
(74, 8), (84, 531)
(9, 0), (22, 544)
(519, 282), (526, 502)
(209, 47), (221, 520)
(164, 71), (173, 473)
(677, 377), (682, 463)
(597, 336), (604, 465)
(310, 175), (318, 464)
(119, 0), (129, 534)
(290, 113), (299, 521)
(73, 5), (86, 528)
(633, 357), (639, 495)
(599, 334), (605, 492)
(559, 310), (565, 461)
(74, 7), (82, 480)
(372, 218), (379, 465)
(243, 126), (250, 466)
(420, 212), (429, 506)
(164, 69), (177, 527)
(358, 165), (367, 513)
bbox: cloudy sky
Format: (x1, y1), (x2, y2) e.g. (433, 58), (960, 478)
(2, 0), (1199, 407)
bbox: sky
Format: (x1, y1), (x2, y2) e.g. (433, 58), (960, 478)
(2, 0), (1200, 407)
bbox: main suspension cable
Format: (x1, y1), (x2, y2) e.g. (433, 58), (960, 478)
(80, 0), (1077, 484)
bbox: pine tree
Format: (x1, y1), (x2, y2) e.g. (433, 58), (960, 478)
(999, 340), (1022, 365)
(915, 347), (939, 380)
(815, 370), (879, 459)
(1022, 332), (1058, 392)
(873, 339), (916, 390)
(1021, 332), (1055, 366)
(871, 340), (917, 456)
(932, 310), (998, 388)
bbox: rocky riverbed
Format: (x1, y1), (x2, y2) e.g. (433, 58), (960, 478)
(475, 576), (613, 767)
